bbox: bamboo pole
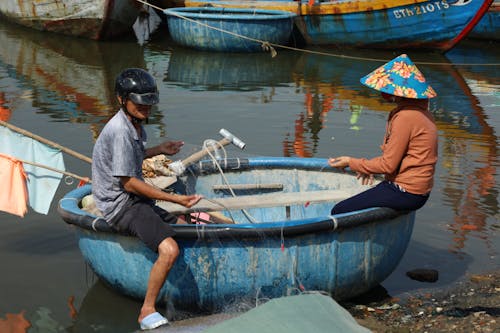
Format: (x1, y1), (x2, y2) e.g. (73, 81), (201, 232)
(20, 159), (91, 183)
(0, 120), (92, 164)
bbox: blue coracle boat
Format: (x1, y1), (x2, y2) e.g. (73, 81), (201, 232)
(171, 0), (493, 52)
(58, 157), (415, 312)
(163, 7), (296, 52)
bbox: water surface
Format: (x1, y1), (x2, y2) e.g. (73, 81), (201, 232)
(0, 20), (498, 332)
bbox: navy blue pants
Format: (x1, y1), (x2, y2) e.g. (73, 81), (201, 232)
(331, 181), (430, 215)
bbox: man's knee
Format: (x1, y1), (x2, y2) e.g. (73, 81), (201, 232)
(157, 237), (179, 264)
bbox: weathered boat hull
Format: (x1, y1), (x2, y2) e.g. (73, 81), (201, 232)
(0, 0), (140, 40)
(58, 157), (415, 312)
(164, 7), (296, 52)
(469, 0), (500, 40)
(175, 0), (493, 51)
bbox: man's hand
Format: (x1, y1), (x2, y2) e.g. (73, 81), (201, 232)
(145, 140), (184, 158)
(121, 176), (203, 206)
(175, 194), (203, 208)
(159, 140), (184, 155)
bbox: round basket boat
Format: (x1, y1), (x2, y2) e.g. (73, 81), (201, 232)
(163, 7), (296, 52)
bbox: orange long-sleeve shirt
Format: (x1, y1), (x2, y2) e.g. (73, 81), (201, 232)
(349, 105), (438, 195)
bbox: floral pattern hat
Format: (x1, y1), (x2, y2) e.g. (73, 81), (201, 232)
(360, 54), (437, 99)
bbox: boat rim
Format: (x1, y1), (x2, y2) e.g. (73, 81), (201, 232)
(57, 157), (410, 240)
(163, 7), (297, 20)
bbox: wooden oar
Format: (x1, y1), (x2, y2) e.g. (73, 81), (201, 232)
(0, 120), (92, 164)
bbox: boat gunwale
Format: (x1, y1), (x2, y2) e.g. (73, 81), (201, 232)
(58, 157), (409, 239)
(163, 7), (297, 20)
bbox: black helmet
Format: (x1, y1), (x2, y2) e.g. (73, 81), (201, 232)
(115, 68), (159, 106)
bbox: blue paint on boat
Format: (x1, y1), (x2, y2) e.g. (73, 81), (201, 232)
(298, 0), (491, 50)
(177, 0), (493, 51)
(469, 1), (500, 40)
(58, 157), (415, 312)
(163, 7), (296, 52)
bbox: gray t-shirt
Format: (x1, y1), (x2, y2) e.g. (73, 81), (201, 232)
(91, 109), (147, 222)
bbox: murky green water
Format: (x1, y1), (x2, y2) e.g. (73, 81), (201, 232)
(0, 19), (498, 332)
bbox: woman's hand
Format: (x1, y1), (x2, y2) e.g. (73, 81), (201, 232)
(328, 156), (351, 171)
(356, 172), (374, 185)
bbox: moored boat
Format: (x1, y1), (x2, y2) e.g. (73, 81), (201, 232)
(171, 0), (493, 52)
(163, 7), (296, 52)
(0, 0), (148, 40)
(468, 0), (500, 40)
(58, 156), (415, 312)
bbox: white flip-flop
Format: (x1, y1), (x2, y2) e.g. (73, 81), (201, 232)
(139, 312), (168, 330)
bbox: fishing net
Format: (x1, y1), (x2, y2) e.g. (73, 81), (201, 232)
(202, 293), (371, 333)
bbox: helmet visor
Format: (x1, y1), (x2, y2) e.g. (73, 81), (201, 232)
(128, 92), (159, 106)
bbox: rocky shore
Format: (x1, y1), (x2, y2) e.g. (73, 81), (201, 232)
(343, 270), (500, 332)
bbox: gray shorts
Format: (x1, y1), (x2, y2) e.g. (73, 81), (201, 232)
(110, 199), (177, 252)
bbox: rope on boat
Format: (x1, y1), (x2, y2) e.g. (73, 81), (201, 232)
(199, 140), (257, 223)
(136, 0), (500, 66)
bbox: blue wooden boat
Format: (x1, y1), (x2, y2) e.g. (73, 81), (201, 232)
(163, 7), (296, 52)
(58, 157), (415, 312)
(171, 0), (493, 52)
(469, 0), (499, 40)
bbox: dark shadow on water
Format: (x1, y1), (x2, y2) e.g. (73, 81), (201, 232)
(68, 280), (237, 333)
(67, 280), (141, 333)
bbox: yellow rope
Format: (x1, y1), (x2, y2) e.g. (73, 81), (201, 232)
(136, 0), (500, 66)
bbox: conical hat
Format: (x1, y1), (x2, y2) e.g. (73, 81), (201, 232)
(360, 54), (437, 99)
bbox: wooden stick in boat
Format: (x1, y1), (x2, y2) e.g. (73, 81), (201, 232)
(180, 137), (231, 167)
(157, 189), (351, 215)
(0, 120), (92, 164)
(172, 128), (245, 173)
(213, 183), (284, 191)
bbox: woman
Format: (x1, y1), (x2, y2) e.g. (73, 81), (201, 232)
(329, 54), (438, 214)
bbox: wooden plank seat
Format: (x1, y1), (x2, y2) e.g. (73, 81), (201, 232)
(157, 189), (350, 215)
(212, 183), (284, 191)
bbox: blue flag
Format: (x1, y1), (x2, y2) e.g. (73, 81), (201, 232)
(0, 126), (65, 215)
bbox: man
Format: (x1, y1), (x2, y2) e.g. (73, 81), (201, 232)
(92, 68), (202, 330)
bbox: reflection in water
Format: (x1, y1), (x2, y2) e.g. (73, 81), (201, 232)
(67, 282), (139, 332)
(285, 52), (393, 158)
(0, 311), (30, 333)
(283, 89), (335, 157)
(0, 20), (164, 141)
(0, 306), (70, 333)
(165, 47), (300, 92)
(291, 48), (499, 254)
(438, 45), (500, 254)
(0, 92), (11, 121)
